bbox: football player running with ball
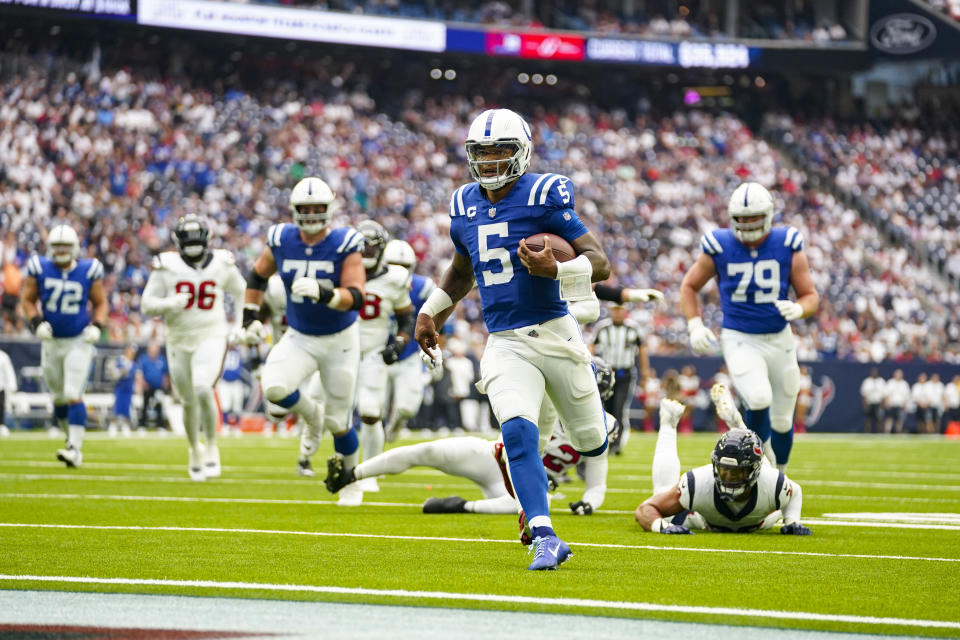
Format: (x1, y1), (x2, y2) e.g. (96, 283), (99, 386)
(413, 108), (611, 570)
(680, 182), (819, 471)
(141, 214), (246, 480)
(22, 224), (107, 468)
(242, 177), (366, 502)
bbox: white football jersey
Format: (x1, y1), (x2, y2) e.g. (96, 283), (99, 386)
(263, 273), (288, 343)
(142, 250), (246, 345)
(358, 264), (412, 354)
(679, 464), (794, 532)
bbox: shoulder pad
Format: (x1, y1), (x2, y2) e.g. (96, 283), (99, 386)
(387, 264), (412, 288)
(525, 173), (575, 209)
(700, 230), (724, 256)
(449, 184), (472, 218)
(336, 227), (364, 254)
(85, 258), (104, 280)
(214, 249), (237, 266)
(783, 226), (804, 251)
(267, 223), (286, 248)
(151, 255), (163, 270)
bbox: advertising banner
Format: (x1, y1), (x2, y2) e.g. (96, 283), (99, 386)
(869, 0), (960, 59)
(484, 31), (586, 61)
(0, 0), (135, 19)
(137, 0), (446, 52)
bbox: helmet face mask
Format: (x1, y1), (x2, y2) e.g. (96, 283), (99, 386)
(592, 356), (614, 401)
(465, 109), (532, 190)
(711, 428), (764, 502)
(48, 225), (79, 268)
(357, 220), (389, 274)
(174, 214), (209, 262)
(289, 177), (336, 234)
(728, 182), (774, 243)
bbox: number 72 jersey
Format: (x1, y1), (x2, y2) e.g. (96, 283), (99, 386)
(27, 255), (103, 338)
(701, 226), (804, 334)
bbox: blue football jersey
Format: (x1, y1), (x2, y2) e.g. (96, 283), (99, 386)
(399, 274), (435, 361)
(700, 226), (804, 334)
(267, 223), (363, 336)
(27, 255), (103, 338)
(449, 173), (589, 332)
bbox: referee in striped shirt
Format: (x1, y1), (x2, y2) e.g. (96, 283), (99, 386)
(591, 302), (649, 454)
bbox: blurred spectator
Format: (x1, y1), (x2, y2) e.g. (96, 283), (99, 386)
(883, 369), (910, 434)
(0, 347), (16, 436)
(795, 365), (811, 433)
(444, 338), (476, 432)
(911, 372), (933, 434)
(928, 373), (945, 434)
(136, 340), (169, 431)
(107, 343), (138, 437)
(860, 368), (885, 433)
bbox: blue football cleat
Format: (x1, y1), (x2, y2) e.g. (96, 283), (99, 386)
(527, 534), (572, 570)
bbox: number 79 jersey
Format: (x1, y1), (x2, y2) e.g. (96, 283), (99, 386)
(142, 250), (246, 344)
(27, 255), (103, 338)
(700, 226), (804, 334)
(449, 173), (589, 332)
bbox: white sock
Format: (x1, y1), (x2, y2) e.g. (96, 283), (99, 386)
(195, 387), (219, 445)
(652, 414), (680, 494)
(68, 425), (85, 450)
(360, 420), (385, 461)
(181, 390), (200, 449)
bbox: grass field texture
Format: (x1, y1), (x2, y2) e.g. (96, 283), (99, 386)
(1, 431), (959, 637)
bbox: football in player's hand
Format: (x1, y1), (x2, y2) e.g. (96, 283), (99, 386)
(522, 233), (575, 263)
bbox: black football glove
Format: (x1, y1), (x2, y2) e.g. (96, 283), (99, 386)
(569, 500), (593, 516)
(661, 524), (693, 534)
(781, 522), (812, 536)
(380, 339), (405, 365)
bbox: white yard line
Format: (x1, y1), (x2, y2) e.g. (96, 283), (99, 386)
(0, 574), (956, 631)
(2, 522), (958, 562)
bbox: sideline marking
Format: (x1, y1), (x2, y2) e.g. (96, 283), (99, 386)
(0, 574), (957, 631)
(2, 522), (957, 563)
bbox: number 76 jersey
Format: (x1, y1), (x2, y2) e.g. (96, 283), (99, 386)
(701, 226), (804, 334)
(142, 250), (246, 345)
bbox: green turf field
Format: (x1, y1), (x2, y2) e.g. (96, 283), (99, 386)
(1, 431), (959, 637)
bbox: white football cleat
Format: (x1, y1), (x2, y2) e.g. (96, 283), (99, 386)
(188, 446), (206, 482)
(358, 477), (380, 492)
(56, 445), (82, 468)
(710, 384), (746, 429)
(659, 399), (685, 430)
(204, 445), (221, 478)
(337, 482), (364, 507)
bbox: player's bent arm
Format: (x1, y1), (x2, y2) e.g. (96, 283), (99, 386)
(789, 251), (820, 319)
(88, 280), (108, 326)
(140, 272), (171, 316)
(570, 231), (611, 282)
(417, 252), (475, 349)
(781, 479), (804, 525)
(635, 484), (685, 532)
(20, 276), (41, 321)
(329, 252), (366, 311)
(679, 253), (716, 321)
(244, 247), (277, 309)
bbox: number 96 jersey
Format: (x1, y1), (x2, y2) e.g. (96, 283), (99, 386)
(142, 250), (246, 345)
(358, 264), (412, 355)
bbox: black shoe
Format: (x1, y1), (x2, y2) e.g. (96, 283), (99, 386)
(297, 458), (315, 478)
(324, 454), (355, 493)
(422, 496), (467, 513)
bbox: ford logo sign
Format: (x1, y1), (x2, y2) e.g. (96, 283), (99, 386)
(870, 13), (937, 54)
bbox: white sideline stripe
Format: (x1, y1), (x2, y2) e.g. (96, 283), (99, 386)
(0, 474), (482, 489)
(0, 575), (957, 631)
(821, 512), (960, 523)
(2, 522), (958, 563)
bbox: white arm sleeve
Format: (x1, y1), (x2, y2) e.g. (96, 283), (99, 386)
(568, 293), (600, 324)
(140, 272), (170, 316)
(580, 453), (608, 510)
(225, 265), (248, 334)
(781, 479), (803, 525)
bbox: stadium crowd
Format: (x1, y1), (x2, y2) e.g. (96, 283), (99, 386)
(0, 40), (957, 368)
